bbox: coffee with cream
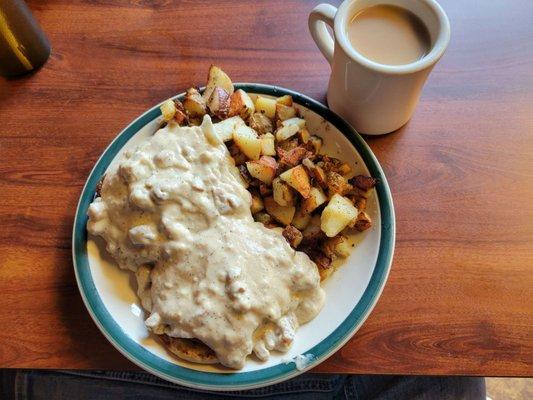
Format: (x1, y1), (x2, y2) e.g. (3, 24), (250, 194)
(347, 5), (431, 66)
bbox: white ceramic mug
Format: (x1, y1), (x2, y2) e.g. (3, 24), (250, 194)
(309, 0), (450, 135)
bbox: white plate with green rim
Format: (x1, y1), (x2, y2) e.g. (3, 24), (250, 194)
(72, 83), (395, 391)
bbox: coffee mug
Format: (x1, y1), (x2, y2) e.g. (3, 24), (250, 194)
(309, 0), (450, 135)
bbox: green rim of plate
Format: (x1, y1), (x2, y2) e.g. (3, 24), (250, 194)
(72, 83), (395, 391)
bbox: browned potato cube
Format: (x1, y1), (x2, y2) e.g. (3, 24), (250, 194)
(238, 164), (252, 188)
(353, 211), (372, 232)
(301, 186), (327, 214)
(278, 146), (308, 168)
(301, 215), (324, 245)
(279, 165), (311, 198)
(282, 225), (303, 248)
(260, 132), (276, 156)
(183, 87), (207, 118)
(337, 162), (352, 176)
(214, 115), (245, 142)
(321, 194), (359, 237)
(228, 142), (247, 166)
(355, 196), (367, 210)
(233, 125), (262, 160)
(255, 96), (277, 119)
(249, 112), (274, 135)
(272, 177), (295, 206)
(246, 156), (278, 185)
(281, 117), (306, 129)
(250, 191), (264, 214)
(160, 99), (176, 121)
(326, 171), (353, 197)
(321, 234), (351, 258)
(275, 124), (299, 141)
(309, 250), (332, 271)
(308, 135), (323, 153)
(298, 128), (310, 144)
(203, 65), (234, 101)
(350, 175), (378, 191)
(228, 89), (255, 119)
(303, 158), (328, 189)
(254, 211), (272, 225)
(264, 197), (295, 226)
(276, 95), (293, 106)
(292, 206), (312, 230)
(318, 263), (334, 281)
(174, 108), (187, 125)
(276, 138), (299, 153)
(207, 86), (230, 119)
(275, 103), (297, 121)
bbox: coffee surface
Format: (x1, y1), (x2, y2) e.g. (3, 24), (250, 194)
(347, 5), (431, 66)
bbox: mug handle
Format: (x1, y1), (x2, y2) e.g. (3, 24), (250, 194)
(308, 4), (337, 65)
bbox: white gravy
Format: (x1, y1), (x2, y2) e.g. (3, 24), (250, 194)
(87, 118), (325, 369)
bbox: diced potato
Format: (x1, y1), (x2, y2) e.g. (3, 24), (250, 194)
(278, 146), (308, 168)
(353, 211), (372, 232)
(249, 112), (274, 135)
(292, 207), (312, 230)
(207, 86), (230, 118)
(279, 165), (311, 198)
(311, 250), (332, 271)
(338, 162), (352, 176)
(228, 142), (247, 165)
(214, 115), (245, 142)
(160, 99), (176, 121)
(264, 197), (295, 226)
(254, 211), (272, 225)
(350, 175), (378, 191)
(302, 158), (328, 188)
(318, 264), (334, 280)
(250, 191), (264, 214)
(260, 132), (276, 156)
(233, 125), (262, 160)
(276, 95), (293, 106)
(183, 88), (206, 118)
(276, 137), (299, 152)
(237, 165), (252, 188)
(298, 128), (310, 143)
(174, 107), (187, 125)
(308, 135), (323, 153)
(326, 171), (353, 197)
(275, 103), (297, 121)
(300, 186), (327, 214)
(322, 234), (351, 258)
(302, 215), (324, 243)
(228, 89), (255, 119)
(355, 196), (367, 210)
(320, 194), (359, 237)
(281, 117), (306, 129)
(302, 157), (315, 170)
(313, 166), (328, 188)
(275, 124), (299, 141)
(272, 177), (295, 206)
(282, 225), (303, 248)
(203, 65), (234, 101)
(246, 156), (277, 184)
(254, 96), (277, 119)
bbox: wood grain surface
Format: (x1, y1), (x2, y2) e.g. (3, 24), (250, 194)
(0, 0), (532, 376)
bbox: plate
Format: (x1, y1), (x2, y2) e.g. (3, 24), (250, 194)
(72, 83), (395, 391)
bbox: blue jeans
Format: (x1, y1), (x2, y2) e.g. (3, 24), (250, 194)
(1, 370), (486, 399)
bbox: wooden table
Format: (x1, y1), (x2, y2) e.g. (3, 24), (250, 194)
(0, 0), (531, 377)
